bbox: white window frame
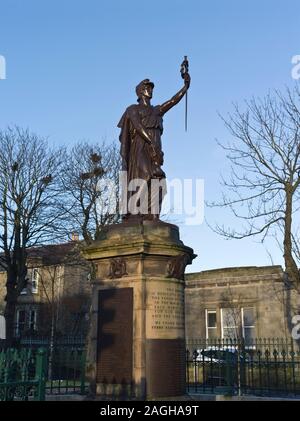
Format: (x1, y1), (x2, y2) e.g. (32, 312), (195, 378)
(16, 309), (26, 337)
(241, 307), (256, 340)
(31, 268), (39, 294)
(0, 314), (6, 339)
(205, 309), (217, 339)
(28, 309), (37, 331)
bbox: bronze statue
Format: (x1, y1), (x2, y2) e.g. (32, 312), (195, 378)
(118, 59), (190, 220)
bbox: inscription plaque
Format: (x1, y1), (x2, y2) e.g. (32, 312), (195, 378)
(146, 282), (185, 339)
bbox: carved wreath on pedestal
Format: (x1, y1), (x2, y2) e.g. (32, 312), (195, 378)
(108, 258), (127, 279)
(167, 254), (190, 280)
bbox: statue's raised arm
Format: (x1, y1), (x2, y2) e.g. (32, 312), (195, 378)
(159, 72), (191, 116)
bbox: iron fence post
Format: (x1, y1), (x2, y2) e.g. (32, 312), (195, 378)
(80, 349), (87, 395)
(35, 348), (46, 401)
(239, 337), (246, 396)
(225, 348), (233, 395)
(185, 349), (190, 393)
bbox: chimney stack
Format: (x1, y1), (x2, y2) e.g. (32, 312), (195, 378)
(71, 232), (79, 242)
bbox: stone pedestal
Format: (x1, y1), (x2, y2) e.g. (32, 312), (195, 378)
(82, 220), (196, 399)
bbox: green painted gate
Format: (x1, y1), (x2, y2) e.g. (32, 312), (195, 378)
(0, 348), (47, 401)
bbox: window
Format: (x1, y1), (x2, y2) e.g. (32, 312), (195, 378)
(29, 309), (37, 331)
(242, 307), (256, 343)
(205, 310), (217, 339)
(31, 268), (39, 294)
(15, 308), (38, 336)
(221, 307), (256, 342)
(16, 309), (26, 337)
(221, 308), (240, 339)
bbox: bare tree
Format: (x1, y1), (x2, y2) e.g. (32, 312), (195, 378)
(0, 127), (65, 344)
(209, 87), (300, 287)
(59, 141), (121, 394)
(220, 286), (243, 340)
(33, 244), (90, 378)
(60, 141), (121, 245)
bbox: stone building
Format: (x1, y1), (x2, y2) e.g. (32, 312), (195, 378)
(185, 266), (300, 343)
(0, 241), (91, 340)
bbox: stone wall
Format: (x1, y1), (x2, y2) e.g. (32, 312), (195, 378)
(185, 265), (300, 340)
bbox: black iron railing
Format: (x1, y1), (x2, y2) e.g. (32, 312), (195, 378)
(186, 338), (300, 397)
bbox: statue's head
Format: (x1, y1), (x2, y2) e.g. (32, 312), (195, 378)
(136, 79), (154, 102)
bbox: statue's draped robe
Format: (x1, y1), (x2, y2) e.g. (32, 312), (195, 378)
(118, 103), (166, 217)
(118, 104), (165, 181)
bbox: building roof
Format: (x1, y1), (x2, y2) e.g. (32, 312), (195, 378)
(0, 241), (81, 271)
(185, 265), (284, 287)
(27, 242), (79, 266)
(186, 265), (283, 278)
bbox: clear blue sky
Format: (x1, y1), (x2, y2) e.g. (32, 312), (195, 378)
(1, 0), (299, 272)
